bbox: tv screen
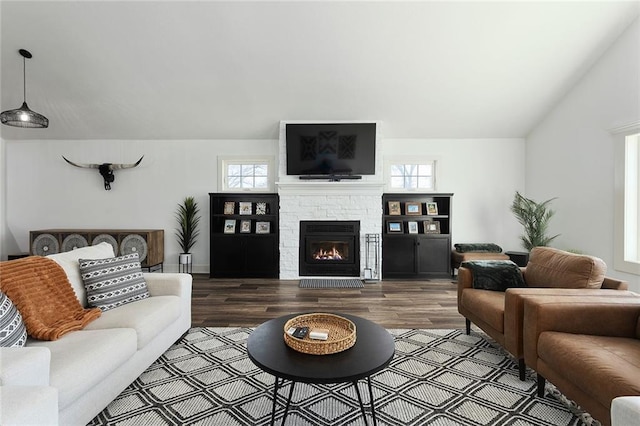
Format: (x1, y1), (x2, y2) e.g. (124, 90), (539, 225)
(286, 123), (376, 176)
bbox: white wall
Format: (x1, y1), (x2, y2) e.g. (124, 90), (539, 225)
(3, 135), (525, 272)
(381, 138), (525, 251)
(526, 18), (640, 291)
(4, 139), (278, 272)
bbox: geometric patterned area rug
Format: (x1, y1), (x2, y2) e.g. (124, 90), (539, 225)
(88, 328), (596, 426)
(299, 278), (365, 289)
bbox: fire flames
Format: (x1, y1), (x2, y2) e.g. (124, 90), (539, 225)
(313, 246), (344, 260)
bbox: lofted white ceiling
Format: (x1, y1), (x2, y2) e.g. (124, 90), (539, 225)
(1, 0), (638, 140)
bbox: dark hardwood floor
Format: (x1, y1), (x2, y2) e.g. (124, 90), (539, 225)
(191, 275), (466, 330)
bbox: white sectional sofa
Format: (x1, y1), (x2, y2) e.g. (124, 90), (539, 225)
(0, 243), (192, 426)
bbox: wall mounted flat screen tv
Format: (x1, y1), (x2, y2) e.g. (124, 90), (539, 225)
(286, 123), (376, 176)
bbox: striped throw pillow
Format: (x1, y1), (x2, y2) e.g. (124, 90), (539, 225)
(0, 291), (27, 347)
(79, 253), (149, 311)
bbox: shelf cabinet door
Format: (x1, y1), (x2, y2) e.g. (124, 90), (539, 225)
(416, 236), (451, 275)
(382, 236), (417, 276)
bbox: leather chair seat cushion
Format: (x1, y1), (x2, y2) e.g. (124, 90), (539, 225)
(525, 247), (606, 289)
(461, 289), (505, 332)
(538, 331), (640, 405)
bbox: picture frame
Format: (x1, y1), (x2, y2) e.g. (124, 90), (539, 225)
(387, 221), (403, 233)
(423, 220), (441, 234)
(407, 221), (418, 234)
(255, 202), (267, 215)
(405, 202), (422, 215)
(388, 201), (401, 215)
(426, 202), (438, 216)
(239, 202), (252, 215)
(223, 219), (236, 234)
(256, 221), (270, 234)
(240, 220), (251, 233)
(223, 201), (235, 215)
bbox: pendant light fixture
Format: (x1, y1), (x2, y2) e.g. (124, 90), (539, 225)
(1, 49), (49, 128)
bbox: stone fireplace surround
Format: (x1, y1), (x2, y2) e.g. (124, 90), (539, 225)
(277, 182), (383, 279)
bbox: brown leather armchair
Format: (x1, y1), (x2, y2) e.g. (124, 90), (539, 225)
(522, 298), (640, 426)
(457, 247), (630, 380)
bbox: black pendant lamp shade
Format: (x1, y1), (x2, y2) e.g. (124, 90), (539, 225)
(1, 49), (49, 128)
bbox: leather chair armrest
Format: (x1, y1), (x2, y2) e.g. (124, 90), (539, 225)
(602, 276), (628, 290)
(523, 299), (640, 369)
(457, 267), (473, 309)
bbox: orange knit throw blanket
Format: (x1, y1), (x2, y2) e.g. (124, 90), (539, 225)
(0, 256), (101, 340)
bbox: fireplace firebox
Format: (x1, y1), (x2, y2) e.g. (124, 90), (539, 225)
(299, 220), (360, 276)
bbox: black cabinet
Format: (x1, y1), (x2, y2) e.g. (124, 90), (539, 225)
(209, 193), (279, 278)
(382, 193), (453, 279)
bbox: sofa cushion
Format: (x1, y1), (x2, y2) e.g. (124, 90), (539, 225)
(79, 253), (149, 311)
(461, 289), (505, 332)
(0, 292), (27, 348)
(525, 247), (606, 289)
(48, 242), (115, 307)
(538, 331), (640, 407)
(84, 295), (181, 349)
(28, 328), (137, 410)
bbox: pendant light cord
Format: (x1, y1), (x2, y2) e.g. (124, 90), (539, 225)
(23, 55), (27, 102)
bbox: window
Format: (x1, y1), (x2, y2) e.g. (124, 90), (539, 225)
(613, 124), (640, 275)
(386, 160), (437, 191)
(219, 157), (274, 192)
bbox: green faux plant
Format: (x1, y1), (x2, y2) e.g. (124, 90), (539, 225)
(510, 191), (560, 251)
(175, 196), (201, 254)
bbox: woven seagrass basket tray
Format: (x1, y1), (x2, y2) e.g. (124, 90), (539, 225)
(283, 313), (357, 355)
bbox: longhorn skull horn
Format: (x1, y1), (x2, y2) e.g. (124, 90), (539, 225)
(62, 156), (144, 190)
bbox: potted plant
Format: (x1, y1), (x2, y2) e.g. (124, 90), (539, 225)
(175, 196), (201, 271)
(510, 191), (560, 251)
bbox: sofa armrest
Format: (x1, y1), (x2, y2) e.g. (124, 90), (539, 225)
(0, 386), (58, 425)
(0, 347), (51, 386)
(144, 272), (192, 299)
(612, 396), (640, 426)
(523, 299), (640, 368)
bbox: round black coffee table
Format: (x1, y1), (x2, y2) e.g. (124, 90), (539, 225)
(247, 312), (395, 426)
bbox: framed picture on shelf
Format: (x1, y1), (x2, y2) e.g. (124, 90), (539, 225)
(255, 202), (268, 215)
(223, 201), (235, 215)
(426, 202), (438, 215)
(388, 201), (401, 215)
(256, 221), (270, 234)
(423, 220), (441, 234)
(239, 202), (252, 215)
(223, 219), (236, 234)
(240, 220), (251, 233)
(405, 202), (421, 215)
(387, 221), (403, 233)
(407, 221), (419, 234)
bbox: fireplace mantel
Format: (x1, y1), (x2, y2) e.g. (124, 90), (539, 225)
(276, 180), (384, 196)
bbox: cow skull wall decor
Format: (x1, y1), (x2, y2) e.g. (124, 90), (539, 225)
(62, 156), (144, 190)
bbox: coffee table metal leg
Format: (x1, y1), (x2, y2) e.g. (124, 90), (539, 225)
(280, 380), (296, 426)
(367, 376), (378, 426)
(270, 378), (282, 426)
(352, 381), (369, 426)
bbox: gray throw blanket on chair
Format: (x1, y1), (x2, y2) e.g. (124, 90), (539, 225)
(462, 260), (526, 291)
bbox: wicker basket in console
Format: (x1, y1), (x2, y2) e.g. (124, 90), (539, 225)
(283, 313), (357, 355)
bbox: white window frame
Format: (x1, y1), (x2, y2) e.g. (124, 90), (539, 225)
(218, 156), (275, 192)
(612, 122), (640, 275)
(384, 157), (439, 192)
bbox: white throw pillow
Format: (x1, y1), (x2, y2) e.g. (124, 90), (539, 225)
(48, 242), (115, 307)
